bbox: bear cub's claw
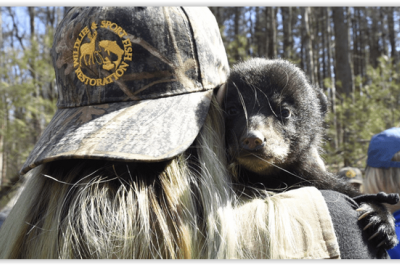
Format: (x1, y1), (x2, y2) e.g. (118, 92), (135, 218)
(356, 196), (399, 251)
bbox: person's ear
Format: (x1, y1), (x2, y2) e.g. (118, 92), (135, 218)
(216, 83), (226, 106)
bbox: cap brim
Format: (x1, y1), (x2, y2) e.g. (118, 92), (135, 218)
(20, 90), (212, 175)
(348, 180), (363, 184)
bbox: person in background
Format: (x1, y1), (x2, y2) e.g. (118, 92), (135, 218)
(338, 167), (364, 193)
(363, 127), (400, 259)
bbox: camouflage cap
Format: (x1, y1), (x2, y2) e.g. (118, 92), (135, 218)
(337, 167), (363, 184)
(20, 7), (229, 175)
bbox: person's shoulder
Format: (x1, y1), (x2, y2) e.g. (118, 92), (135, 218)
(393, 209), (400, 220)
(393, 210), (400, 220)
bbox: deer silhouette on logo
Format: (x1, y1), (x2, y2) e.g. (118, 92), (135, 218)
(79, 23), (98, 67)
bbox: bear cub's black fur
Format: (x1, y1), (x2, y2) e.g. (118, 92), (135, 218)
(222, 58), (398, 252)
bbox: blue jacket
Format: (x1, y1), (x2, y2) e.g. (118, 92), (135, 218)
(388, 210), (400, 259)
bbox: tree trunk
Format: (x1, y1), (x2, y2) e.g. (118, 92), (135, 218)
(44, 7), (57, 103)
(234, 7), (241, 62)
(254, 7), (261, 57)
(314, 8), (323, 88)
(264, 7), (270, 59)
(387, 7), (397, 64)
(325, 7), (339, 151)
(28, 7), (35, 42)
(332, 7), (355, 167)
(269, 6), (278, 58)
(352, 8), (360, 77)
(369, 7), (381, 68)
(247, 7), (254, 57)
(46, 6), (56, 27)
(332, 7), (354, 97)
(28, 7), (42, 144)
(266, 7), (277, 59)
(322, 8), (327, 83)
(380, 8), (388, 56)
(360, 7), (368, 78)
(281, 7), (292, 59)
(301, 7), (314, 84)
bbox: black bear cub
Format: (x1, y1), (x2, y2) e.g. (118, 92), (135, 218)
(221, 58), (398, 252)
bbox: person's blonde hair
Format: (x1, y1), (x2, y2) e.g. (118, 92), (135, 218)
(0, 97), (314, 259)
(364, 151), (400, 213)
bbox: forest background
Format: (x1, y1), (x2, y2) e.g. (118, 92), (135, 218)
(0, 6), (400, 209)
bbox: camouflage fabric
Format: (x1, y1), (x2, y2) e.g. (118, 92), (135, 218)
(20, 7), (229, 175)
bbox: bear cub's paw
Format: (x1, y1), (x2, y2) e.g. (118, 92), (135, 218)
(355, 192), (399, 250)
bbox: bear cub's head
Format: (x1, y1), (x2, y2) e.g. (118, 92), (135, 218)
(221, 58), (328, 176)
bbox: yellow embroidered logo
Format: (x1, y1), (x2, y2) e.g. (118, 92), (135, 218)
(345, 170), (356, 178)
(73, 21), (132, 86)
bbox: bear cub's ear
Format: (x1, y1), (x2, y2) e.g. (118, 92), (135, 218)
(315, 87), (329, 118)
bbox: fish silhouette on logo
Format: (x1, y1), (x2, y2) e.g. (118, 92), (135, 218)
(99, 40), (124, 70)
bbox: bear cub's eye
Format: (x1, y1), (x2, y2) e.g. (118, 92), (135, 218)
(227, 106), (239, 116)
(280, 108), (291, 118)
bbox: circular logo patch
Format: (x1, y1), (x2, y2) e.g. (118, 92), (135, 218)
(73, 21), (132, 86)
(345, 169), (356, 178)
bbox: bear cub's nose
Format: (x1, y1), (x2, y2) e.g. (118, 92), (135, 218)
(241, 131), (266, 151)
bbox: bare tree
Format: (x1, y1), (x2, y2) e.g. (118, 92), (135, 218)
(369, 7), (381, 68)
(324, 7), (339, 150)
(332, 7), (354, 96)
(5, 7), (25, 50)
(27, 7), (43, 144)
(255, 7), (268, 57)
(332, 7), (356, 166)
(265, 7), (277, 59)
(246, 7), (254, 57)
(301, 7), (314, 84)
(359, 7), (369, 78)
(387, 7), (397, 65)
(313, 8), (323, 88)
(234, 7), (241, 61)
(352, 8), (361, 78)
(281, 7), (292, 59)
(380, 7), (388, 57)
